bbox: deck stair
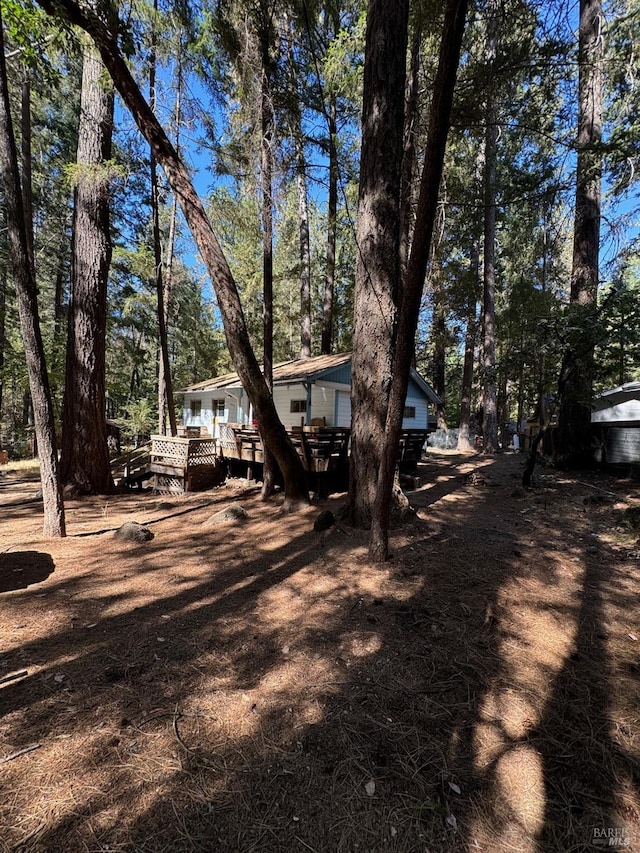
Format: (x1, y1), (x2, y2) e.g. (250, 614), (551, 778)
(110, 444), (152, 489)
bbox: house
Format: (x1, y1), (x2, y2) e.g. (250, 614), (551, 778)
(180, 352), (442, 437)
(591, 381), (640, 466)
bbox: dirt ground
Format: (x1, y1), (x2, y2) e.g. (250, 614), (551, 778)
(1, 450), (639, 853)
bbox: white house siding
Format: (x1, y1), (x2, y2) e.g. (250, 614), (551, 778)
(273, 384), (309, 428)
(182, 377), (431, 434)
(271, 383), (340, 427)
(183, 392), (239, 436)
(336, 390), (351, 427)
(336, 391), (427, 430)
(403, 395), (428, 430)
(311, 385), (336, 425)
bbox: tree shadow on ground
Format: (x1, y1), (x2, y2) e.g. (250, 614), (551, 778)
(447, 471), (640, 851)
(0, 551), (54, 593)
(2, 456), (639, 852)
(534, 540), (640, 851)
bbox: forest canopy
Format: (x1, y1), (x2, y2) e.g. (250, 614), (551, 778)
(0, 0), (639, 526)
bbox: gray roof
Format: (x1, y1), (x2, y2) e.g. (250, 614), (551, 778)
(181, 352), (442, 405)
(593, 381), (640, 410)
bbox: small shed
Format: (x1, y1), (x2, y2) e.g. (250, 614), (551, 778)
(180, 353), (442, 438)
(591, 381), (640, 465)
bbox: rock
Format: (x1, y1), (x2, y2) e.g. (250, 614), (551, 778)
(583, 493), (613, 505)
(155, 501), (175, 510)
(618, 506), (640, 530)
(203, 505), (248, 526)
(114, 521), (154, 543)
(313, 509), (335, 532)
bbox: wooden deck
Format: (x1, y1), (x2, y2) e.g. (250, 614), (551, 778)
(217, 423), (427, 494)
(149, 435), (226, 495)
(217, 423), (350, 495)
(111, 426), (427, 496)
(397, 429), (429, 473)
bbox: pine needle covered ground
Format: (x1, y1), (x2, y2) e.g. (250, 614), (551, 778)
(1, 451), (639, 852)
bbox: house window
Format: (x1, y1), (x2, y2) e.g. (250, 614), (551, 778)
(190, 400), (201, 418)
(404, 406), (416, 419)
(290, 399), (307, 414)
(212, 398), (225, 417)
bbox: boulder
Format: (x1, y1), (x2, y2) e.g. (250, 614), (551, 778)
(114, 521), (154, 543)
(314, 509), (335, 532)
(203, 505), (248, 526)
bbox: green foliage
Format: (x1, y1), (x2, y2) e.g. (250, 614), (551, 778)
(323, 9), (365, 98)
(3, 0), (640, 454)
(121, 397), (155, 443)
(595, 254), (640, 390)
(2, 0), (63, 76)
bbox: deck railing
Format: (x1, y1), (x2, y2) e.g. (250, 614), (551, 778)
(150, 435), (224, 494)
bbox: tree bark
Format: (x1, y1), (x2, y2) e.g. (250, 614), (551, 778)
(556, 0), (603, 468)
(369, 0), (468, 560)
(21, 75), (35, 275)
(349, 0), (410, 530)
(36, 0), (309, 508)
(321, 93), (337, 356)
(60, 35), (114, 495)
(158, 76), (181, 435)
(297, 136), (312, 359)
(432, 274), (448, 430)
(399, 23), (422, 290)
(0, 8), (66, 536)
(150, 6), (177, 438)
(260, 45), (277, 499)
(481, 1), (500, 455)
(0, 270), (6, 418)
(457, 254), (478, 453)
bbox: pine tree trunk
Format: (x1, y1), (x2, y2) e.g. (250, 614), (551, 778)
(40, 0), (309, 507)
(321, 94), (337, 356)
(370, 0), (468, 560)
(399, 24), (422, 289)
(159, 190), (179, 433)
(0, 10), (65, 536)
(432, 275), (448, 430)
(0, 271), (6, 419)
(60, 36), (114, 495)
(260, 62), (278, 499)
(481, 3), (500, 455)
(349, 0), (409, 531)
(556, 0), (603, 467)
(457, 264), (478, 453)
(283, 13), (311, 361)
(150, 13), (176, 437)
(297, 136), (311, 359)
(51, 254), (66, 389)
(21, 76), (35, 274)
(157, 66), (181, 436)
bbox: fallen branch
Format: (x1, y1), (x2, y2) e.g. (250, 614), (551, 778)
(11, 822), (46, 851)
(0, 670), (28, 686)
(574, 480), (619, 498)
(0, 743), (41, 764)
